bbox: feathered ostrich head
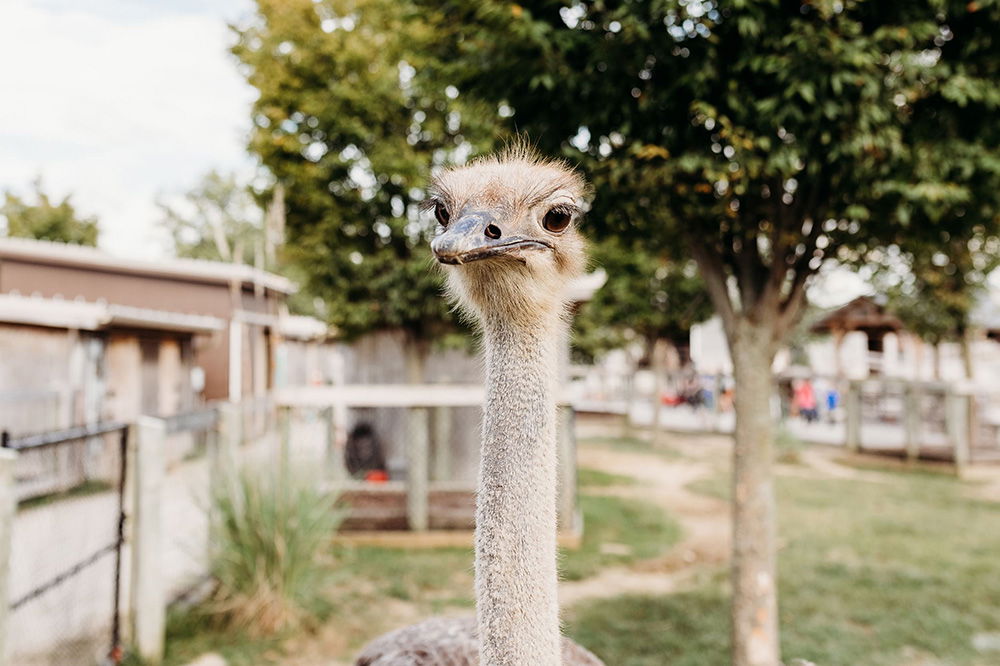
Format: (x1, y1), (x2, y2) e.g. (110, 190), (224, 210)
(428, 145), (588, 324)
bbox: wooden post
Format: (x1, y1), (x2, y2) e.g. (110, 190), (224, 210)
(431, 406), (453, 482)
(278, 405), (291, 483)
(948, 392), (971, 475)
(846, 380), (862, 453)
(903, 382), (920, 463)
(557, 405), (576, 532)
(622, 372), (634, 438)
(323, 406), (344, 480)
(652, 344), (664, 447)
(407, 407), (430, 531)
(214, 403), (240, 477)
(131, 417), (166, 665)
(0, 448), (18, 666)
(712, 373), (723, 432)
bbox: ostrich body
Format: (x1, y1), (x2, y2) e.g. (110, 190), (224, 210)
(355, 148), (603, 666)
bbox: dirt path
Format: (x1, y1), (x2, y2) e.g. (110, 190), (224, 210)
(560, 433), (731, 607)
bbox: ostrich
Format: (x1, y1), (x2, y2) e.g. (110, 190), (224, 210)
(354, 146), (604, 666)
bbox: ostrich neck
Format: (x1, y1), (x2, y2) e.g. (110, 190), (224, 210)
(476, 312), (563, 666)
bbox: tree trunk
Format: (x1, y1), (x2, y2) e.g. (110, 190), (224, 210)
(729, 320), (780, 666)
(932, 342), (942, 381)
(960, 331), (975, 381)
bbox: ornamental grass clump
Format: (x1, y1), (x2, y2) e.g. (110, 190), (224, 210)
(208, 466), (343, 637)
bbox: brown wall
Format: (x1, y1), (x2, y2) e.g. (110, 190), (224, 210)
(0, 325), (74, 433)
(0, 257), (283, 401)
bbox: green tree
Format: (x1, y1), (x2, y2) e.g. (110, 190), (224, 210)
(574, 240), (712, 366)
(1, 179), (99, 246)
(435, 2), (1000, 663)
(232, 0), (493, 375)
(159, 171), (267, 265)
(878, 231), (1000, 379)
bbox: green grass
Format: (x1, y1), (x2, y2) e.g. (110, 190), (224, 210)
(207, 466), (345, 636)
(578, 467), (637, 487)
(579, 435), (681, 459)
(162, 487), (676, 661)
(568, 588), (730, 666)
(333, 544), (475, 604)
(19, 479), (113, 511)
(561, 494), (681, 581)
(162, 608), (285, 666)
(570, 466), (1000, 666)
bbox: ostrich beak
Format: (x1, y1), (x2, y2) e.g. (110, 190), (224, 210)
(431, 211), (553, 265)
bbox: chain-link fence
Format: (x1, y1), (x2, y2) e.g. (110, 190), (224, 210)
(2, 423), (128, 666)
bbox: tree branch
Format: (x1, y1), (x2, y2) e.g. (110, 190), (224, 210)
(688, 236), (737, 338)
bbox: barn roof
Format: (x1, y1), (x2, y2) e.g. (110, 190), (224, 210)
(809, 295), (903, 335)
(0, 236), (295, 294)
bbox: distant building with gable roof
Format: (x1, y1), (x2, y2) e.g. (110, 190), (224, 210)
(0, 236), (300, 434)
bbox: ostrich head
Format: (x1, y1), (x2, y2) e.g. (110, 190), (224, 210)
(429, 146), (588, 324)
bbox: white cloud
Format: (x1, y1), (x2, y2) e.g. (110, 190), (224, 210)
(0, 1), (257, 257)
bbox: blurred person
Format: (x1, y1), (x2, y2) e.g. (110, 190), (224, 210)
(793, 378), (819, 423)
(345, 422), (388, 481)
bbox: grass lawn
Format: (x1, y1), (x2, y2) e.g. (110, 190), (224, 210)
(19, 479), (114, 511)
(579, 434), (681, 458)
(161, 489), (679, 664)
(578, 466), (637, 487)
(568, 463), (1000, 666)
(562, 494), (681, 581)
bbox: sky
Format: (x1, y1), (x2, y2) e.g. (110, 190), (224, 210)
(0, 0), (884, 307)
(0, 0), (257, 258)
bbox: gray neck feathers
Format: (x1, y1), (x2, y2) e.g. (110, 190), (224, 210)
(476, 311), (564, 665)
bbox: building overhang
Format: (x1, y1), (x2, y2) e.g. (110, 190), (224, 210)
(0, 294), (225, 334)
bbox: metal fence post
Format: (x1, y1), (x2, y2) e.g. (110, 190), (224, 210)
(407, 407), (430, 531)
(0, 448), (18, 666)
(130, 417), (166, 665)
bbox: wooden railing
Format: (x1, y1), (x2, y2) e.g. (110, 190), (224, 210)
(275, 385), (580, 534)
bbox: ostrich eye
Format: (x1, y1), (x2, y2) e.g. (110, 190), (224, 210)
(434, 202), (450, 227)
(542, 208), (571, 233)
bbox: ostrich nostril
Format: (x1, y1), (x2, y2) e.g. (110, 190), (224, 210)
(484, 224), (502, 240)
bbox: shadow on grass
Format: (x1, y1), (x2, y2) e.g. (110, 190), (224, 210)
(567, 590), (730, 666)
(578, 467), (638, 487)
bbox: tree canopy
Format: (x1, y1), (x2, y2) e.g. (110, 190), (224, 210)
(1, 179), (99, 246)
(574, 240), (713, 364)
(879, 231), (1000, 347)
(232, 0), (494, 348)
(427, 2), (1000, 663)
(436, 0), (999, 343)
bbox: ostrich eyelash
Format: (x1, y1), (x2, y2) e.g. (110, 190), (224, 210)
(419, 197), (443, 213)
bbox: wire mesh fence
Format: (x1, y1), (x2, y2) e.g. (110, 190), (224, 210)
(160, 408), (220, 607)
(2, 423), (128, 666)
